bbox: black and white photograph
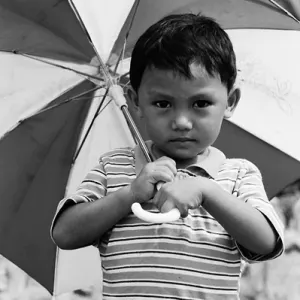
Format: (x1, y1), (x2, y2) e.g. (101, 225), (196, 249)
(0, 1), (299, 299)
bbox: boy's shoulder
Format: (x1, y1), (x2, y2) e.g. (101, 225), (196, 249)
(221, 157), (262, 176)
(98, 146), (135, 163)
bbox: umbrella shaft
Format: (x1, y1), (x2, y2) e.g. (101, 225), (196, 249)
(121, 106), (153, 163)
(109, 84), (153, 163)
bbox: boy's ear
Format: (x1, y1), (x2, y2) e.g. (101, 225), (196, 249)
(224, 87), (241, 119)
(126, 86), (143, 118)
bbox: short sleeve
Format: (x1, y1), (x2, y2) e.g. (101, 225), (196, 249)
(234, 160), (284, 263)
(50, 158), (107, 241)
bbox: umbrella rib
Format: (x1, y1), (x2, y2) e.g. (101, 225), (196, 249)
(31, 85), (104, 116)
(268, 0), (300, 23)
(73, 88), (110, 162)
(98, 98), (113, 114)
(112, 0), (141, 77)
(0, 50), (104, 82)
(124, 0), (141, 40)
(112, 37), (127, 79)
(72, 83), (135, 163)
(0, 85), (104, 141)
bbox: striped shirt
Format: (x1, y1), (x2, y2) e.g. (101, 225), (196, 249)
(52, 143), (284, 300)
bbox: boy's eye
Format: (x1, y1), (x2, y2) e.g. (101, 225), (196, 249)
(194, 100), (210, 108)
(153, 101), (171, 108)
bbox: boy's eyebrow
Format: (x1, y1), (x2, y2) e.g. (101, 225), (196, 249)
(188, 92), (215, 100)
(147, 90), (175, 99)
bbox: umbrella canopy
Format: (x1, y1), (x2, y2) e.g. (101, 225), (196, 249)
(0, 0), (300, 296)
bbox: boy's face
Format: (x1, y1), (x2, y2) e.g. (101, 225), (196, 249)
(130, 63), (239, 164)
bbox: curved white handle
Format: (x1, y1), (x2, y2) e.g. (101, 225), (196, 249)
(131, 202), (180, 223)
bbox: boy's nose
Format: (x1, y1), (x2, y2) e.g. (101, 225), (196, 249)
(171, 114), (193, 131)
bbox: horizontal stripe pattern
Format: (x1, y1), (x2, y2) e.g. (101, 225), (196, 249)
(53, 147), (284, 300)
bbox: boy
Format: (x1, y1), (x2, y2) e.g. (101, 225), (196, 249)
(51, 14), (284, 300)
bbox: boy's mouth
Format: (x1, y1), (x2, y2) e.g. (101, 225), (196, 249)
(170, 137), (196, 142)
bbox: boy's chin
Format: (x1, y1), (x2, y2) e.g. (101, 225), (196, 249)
(153, 142), (207, 162)
(165, 148), (201, 161)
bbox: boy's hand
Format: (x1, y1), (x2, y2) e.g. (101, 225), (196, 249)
(152, 176), (212, 218)
(130, 157), (177, 204)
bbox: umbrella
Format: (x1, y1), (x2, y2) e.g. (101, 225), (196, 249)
(0, 0), (300, 296)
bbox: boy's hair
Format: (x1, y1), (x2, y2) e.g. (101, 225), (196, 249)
(130, 13), (237, 92)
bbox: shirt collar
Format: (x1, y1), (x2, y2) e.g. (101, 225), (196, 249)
(134, 140), (226, 179)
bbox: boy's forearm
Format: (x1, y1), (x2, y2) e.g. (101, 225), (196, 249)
(52, 185), (134, 250)
(202, 181), (277, 255)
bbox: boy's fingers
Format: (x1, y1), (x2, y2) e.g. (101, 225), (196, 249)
(152, 188), (171, 211)
(151, 170), (174, 184)
(155, 157), (177, 175)
(152, 165), (175, 179)
(156, 156), (175, 164)
(155, 196), (188, 218)
(153, 183), (172, 210)
(152, 189), (162, 209)
(160, 199), (176, 213)
(180, 208), (189, 218)
(173, 202), (189, 218)
(152, 184), (190, 218)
